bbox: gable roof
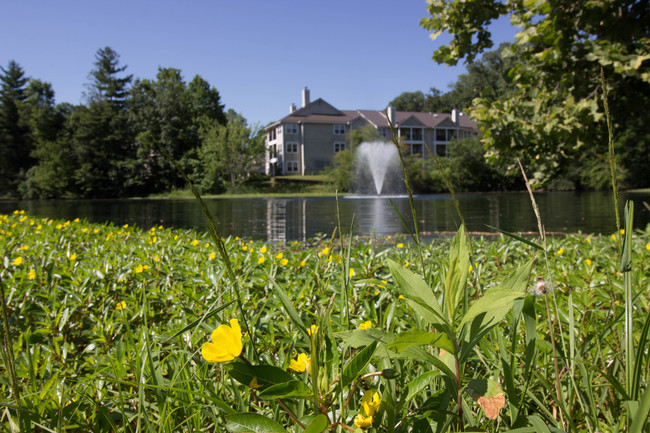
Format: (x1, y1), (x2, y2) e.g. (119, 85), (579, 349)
(267, 98), (477, 130)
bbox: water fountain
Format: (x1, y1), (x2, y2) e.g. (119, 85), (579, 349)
(355, 141), (404, 195)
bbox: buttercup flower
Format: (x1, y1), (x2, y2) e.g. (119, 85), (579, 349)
(202, 319), (243, 363)
(556, 248), (564, 256)
(134, 264), (144, 274)
(28, 269), (36, 279)
(397, 243), (404, 248)
(585, 259), (592, 266)
(11, 256), (22, 266)
(307, 324), (318, 336)
(349, 268), (355, 278)
(115, 300), (127, 311)
(257, 256), (265, 264)
(354, 390), (381, 429)
(260, 246), (267, 253)
(276, 252), (283, 259)
(646, 243), (650, 251)
(280, 258), (288, 266)
(288, 353), (311, 373)
(359, 320), (372, 330)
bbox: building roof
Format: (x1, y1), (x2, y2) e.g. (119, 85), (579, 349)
(266, 97), (477, 130)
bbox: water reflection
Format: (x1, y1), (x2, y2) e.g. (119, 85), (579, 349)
(0, 191), (648, 242)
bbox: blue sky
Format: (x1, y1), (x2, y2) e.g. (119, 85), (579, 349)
(1, 1), (518, 126)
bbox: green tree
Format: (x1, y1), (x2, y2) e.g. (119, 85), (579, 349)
(198, 110), (265, 193)
(72, 47), (134, 197)
(0, 60), (31, 196)
(422, 0), (650, 187)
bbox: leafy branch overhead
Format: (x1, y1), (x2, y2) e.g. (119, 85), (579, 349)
(421, 0), (650, 188)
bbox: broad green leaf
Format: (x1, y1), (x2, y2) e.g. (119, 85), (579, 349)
(527, 415), (552, 433)
(258, 380), (313, 400)
(445, 225), (469, 321)
(226, 363), (294, 391)
(388, 259), (447, 327)
(630, 386), (650, 433)
(404, 370), (439, 403)
(386, 329), (455, 355)
(341, 341), (378, 388)
(460, 288), (525, 329)
(304, 415), (329, 433)
(225, 413), (288, 433)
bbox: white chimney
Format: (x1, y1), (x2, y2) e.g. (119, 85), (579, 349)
(290, 103), (296, 113)
(451, 108), (458, 124)
(302, 87), (310, 107)
(386, 106), (396, 125)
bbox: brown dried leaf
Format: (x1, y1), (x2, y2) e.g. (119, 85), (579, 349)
(477, 393), (505, 420)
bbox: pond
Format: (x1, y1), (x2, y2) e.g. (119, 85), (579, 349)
(1, 191), (649, 242)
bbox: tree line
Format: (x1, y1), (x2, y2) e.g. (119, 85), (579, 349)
(0, 47), (265, 199)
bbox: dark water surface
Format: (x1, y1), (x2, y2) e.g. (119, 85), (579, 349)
(1, 191), (648, 242)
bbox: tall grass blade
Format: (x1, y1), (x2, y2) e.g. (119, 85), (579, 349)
(484, 225), (545, 252)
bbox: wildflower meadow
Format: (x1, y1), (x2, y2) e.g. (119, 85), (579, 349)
(1, 204), (649, 432)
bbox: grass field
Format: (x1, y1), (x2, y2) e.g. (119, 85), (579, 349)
(1, 208), (649, 432)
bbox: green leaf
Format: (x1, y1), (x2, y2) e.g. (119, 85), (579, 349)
(445, 225), (470, 321)
(527, 415), (552, 433)
(404, 370), (439, 403)
(226, 363), (294, 391)
(258, 380), (313, 400)
(225, 413), (288, 433)
(304, 414), (329, 433)
(386, 329), (455, 355)
(267, 272), (307, 337)
(460, 288), (524, 329)
(341, 341), (378, 389)
(388, 259), (448, 327)
(161, 300), (235, 342)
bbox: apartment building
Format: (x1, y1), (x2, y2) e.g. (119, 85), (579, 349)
(264, 88), (477, 176)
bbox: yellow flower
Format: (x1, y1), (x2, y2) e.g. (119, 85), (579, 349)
(27, 269), (36, 279)
(19, 245), (29, 251)
(586, 237), (591, 243)
(260, 246), (267, 253)
(134, 264), (144, 274)
(307, 324), (318, 336)
(242, 245), (248, 251)
(69, 253), (77, 261)
(280, 258), (288, 266)
(404, 262), (410, 268)
(55, 224), (63, 230)
(11, 256), (22, 266)
(620, 229), (625, 235)
(299, 260), (306, 267)
(276, 252), (283, 260)
(201, 319), (243, 363)
(319, 247), (329, 257)
(354, 390), (381, 428)
(153, 255), (160, 263)
(585, 258), (592, 266)
(556, 248), (564, 256)
(354, 413), (373, 429)
(398, 295), (405, 300)
(397, 243), (404, 248)
(359, 320), (372, 330)
(288, 353), (311, 373)
(349, 268), (355, 278)
(611, 233), (617, 240)
(362, 389), (381, 414)
(191, 239), (199, 246)
(257, 256), (265, 264)
(469, 264), (473, 273)
(646, 243), (650, 251)
(208, 252), (216, 260)
(115, 300), (127, 311)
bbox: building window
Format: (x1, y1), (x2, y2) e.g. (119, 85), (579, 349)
(286, 142), (298, 153)
(268, 128), (276, 141)
(436, 144), (447, 156)
(435, 128), (447, 142)
(286, 161), (299, 173)
(276, 126), (282, 135)
(285, 123), (298, 134)
(411, 144), (423, 155)
(333, 124), (346, 135)
(379, 127), (389, 137)
(334, 142), (346, 153)
(447, 129), (457, 141)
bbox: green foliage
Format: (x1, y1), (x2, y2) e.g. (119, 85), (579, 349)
(422, 0), (650, 188)
(198, 109), (265, 193)
(0, 210), (649, 431)
(324, 148), (355, 192)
